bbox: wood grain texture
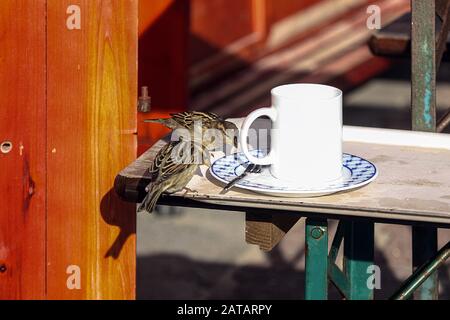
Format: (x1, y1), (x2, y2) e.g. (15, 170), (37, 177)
(46, 0), (137, 299)
(0, 0), (47, 299)
(115, 120), (450, 225)
(192, 0), (410, 117)
(189, 0), (378, 90)
(246, 212), (301, 251)
(265, 0), (321, 25)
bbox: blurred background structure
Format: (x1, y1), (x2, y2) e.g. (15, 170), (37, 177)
(137, 0), (450, 299)
(2, 0), (449, 301)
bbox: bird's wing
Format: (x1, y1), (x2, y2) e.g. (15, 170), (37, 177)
(149, 141), (179, 181)
(191, 111), (222, 123)
(169, 111), (223, 129)
(153, 139), (202, 182)
(169, 112), (195, 128)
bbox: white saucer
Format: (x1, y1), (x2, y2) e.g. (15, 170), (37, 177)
(210, 150), (378, 197)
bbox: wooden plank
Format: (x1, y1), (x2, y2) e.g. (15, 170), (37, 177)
(368, 13), (412, 58)
(192, 0), (409, 117)
(46, 0), (137, 299)
(245, 212), (301, 251)
(189, 0), (367, 89)
(0, 0), (47, 300)
(115, 122), (450, 225)
(264, 0), (367, 49)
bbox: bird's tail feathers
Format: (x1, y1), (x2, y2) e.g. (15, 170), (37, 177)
(144, 118), (177, 130)
(137, 186), (165, 214)
(144, 118), (165, 124)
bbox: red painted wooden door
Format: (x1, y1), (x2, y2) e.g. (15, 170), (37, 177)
(0, 0), (47, 299)
(0, 0), (137, 300)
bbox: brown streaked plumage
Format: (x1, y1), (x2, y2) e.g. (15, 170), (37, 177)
(137, 138), (210, 214)
(144, 111), (238, 148)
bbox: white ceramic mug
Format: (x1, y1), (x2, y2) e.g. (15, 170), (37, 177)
(240, 83), (343, 185)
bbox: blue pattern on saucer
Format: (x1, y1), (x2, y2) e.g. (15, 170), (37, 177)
(210, 150), (377, 193)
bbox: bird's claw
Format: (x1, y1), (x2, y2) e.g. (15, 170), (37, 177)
(183, 187), (198, 195)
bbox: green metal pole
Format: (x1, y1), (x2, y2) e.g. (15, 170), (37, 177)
(328, 222), (350, 298)
(305, 218), (328, 300)
(411, 0), (439, 300)
(411, 0), (436, 132)
(391, 241), (450, 300)
(343, 221), (374, 300)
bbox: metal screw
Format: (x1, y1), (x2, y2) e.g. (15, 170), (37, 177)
(138, 86), (151, 113)
(0, 264), (7, 273)
(311, 227), (325, 239)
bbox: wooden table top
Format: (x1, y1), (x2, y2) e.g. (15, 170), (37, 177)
(115, 119), (450, 225)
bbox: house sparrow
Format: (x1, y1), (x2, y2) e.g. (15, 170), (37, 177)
(144, 111), (239, 148)
(137, 138), (210, 214)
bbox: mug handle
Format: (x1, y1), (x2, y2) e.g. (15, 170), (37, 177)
(240, 107), (277, 165)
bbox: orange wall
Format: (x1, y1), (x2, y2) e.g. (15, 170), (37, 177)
(138, 0), (189, 154)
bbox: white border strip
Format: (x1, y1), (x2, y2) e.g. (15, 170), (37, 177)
(343, 126), (450, 150)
